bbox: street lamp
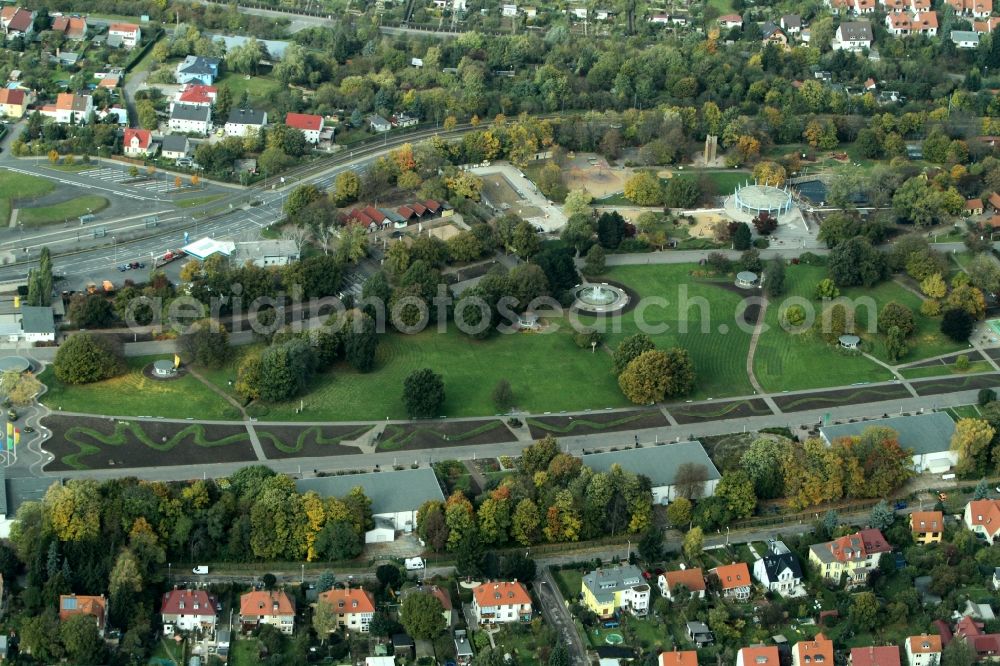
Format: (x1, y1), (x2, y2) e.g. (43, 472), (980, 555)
(112, 236), (117, 266)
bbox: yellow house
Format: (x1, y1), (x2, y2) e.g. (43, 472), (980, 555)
(0, 88), (27, 119)
(910, 511), (944, 544)
(580, 565), (650, 618)
(808, 529), (892, 587)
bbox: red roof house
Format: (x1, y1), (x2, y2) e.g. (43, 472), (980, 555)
(178, 84), (218, 106)
(851, 646), (901, 666)
(123, 128), (153, 156)
(52, 15), (87, 39)
(285, 112), (323, 143)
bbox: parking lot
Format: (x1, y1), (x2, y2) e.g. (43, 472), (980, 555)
(75, 166), (181, 194)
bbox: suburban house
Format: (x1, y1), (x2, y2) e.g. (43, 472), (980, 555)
(18, 306), (55, 343)
(169, 103), (212, 135)
(809, 529), (892, 586)
(905, 635), (942, 666)
(719, 13), (743, 28)
(967, 198), (985, 215)
(1, 7), (35, 39)
(471, 581), (532, 625)
(285, 112), (323, 143)
(369, 115), (392, 132)
(174, 84), (217, 108)
(762, 22), (788, 45)
(886, 13), (912, 34)
(176, 56), (221, 85)
(833, 21), (873, 50)
(851, 646), (901, 666)
(123, 128), (155, 157)
(954, 616), (1000, 660)
(581, 564), (650, 618)
(781, 14), (802, 32)
(974, 16), (1000, 32)
(502, 4), (518, 16)
(295, 468), (444, 533)
(947, 0), (992, 15)
(580, 441), (722, 504)
(819, 412), (957, 474)
(107, 22), (141, 48)
(59, 594), (107, 636)
(710, 563), (752, 600)
(0, 88), (27, 119)
(160, 134), (191, 161)
(910, 511), (944, 544)
(752, 540), (804, 596)
(964, 499), (1000, 544)
(225, 108), (268, 138)
(40, 93), (93, 124)
(658, 568), (706, 600)
(160, 589), (219, 634)
(792, 634), (834, 666)
(52, 16), (87, 40)
(912, 11), (938, 34)
(737, 646), (780, 666)
(952, 30), (981, 47)
(318, 587), (376, 633)
(660, 651), (699, 666)
(239, 590), (295, 635)
(686, 621), (714, 647)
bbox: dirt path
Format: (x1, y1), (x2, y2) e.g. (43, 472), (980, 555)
(892, 276), (927, 300)
(186, 366), (250, 420)
(745, 298), (782, 415)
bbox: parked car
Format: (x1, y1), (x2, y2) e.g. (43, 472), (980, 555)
(22, 426), (34, 433)
(7, 410), (16, 421)
(118, 264), (129, 271)
(193, 565), (208, 575)
(894, 500), (907, 510)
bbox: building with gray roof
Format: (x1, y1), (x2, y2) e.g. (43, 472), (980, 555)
(819, 411), (957, 473)
(581, 564), (650, 617)
(20, 306), (55, 341)
(581, 441), (721, 504)
(295, 467), (443, 532)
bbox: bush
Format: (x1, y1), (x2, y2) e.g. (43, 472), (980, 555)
(979, 389), (996, 406)
(798, 252), (827, 266)
(920, 299), (942, 317)
(753, 237), (770, 249)
(706, 252), (733, 274)
(956, 354), (970, 370)
(53, 333), (126, 385)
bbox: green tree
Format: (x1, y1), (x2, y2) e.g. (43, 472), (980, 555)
(560, 214), (596, 255)
(967, 254), (1000, 295)
(60, 613), (105, 665)
(619, 350), (672, 404)
(664, 176), (701, 208)
(342, 311), (379, 372)
(284, 184), (323, 220)
(549, 641), (570, 666)
(313, 598), (338, 641)
(732, 222), (751, 251)
(563, 189), (593, 217)
(53, 333), (126, 384)
(763, 259), (785, 298)
(492, 379), (515, 412)
(885, 325), (908, 363)
(715, 471), (757, 519)
(666, 497), (692, 527)
(511, 498), (540, 545)
(879, 302), (915, 336)
(868, 500), (894, 530)
(975, 478), (991, 500)
(333, 170), (361, 206)
(682, 526), (704, 561)
(941, 308), (975, 342)
(67, 293), (115, 328)
(403, 368), (445, 418)
(314, 520), (362, 561)
(942, 635), (976, 666)
(815, 278), (840, 300)
(850, 591), (880, 626)
(623, 171), (663, 206)
(740, 438), (788, 499)
(583, 244), (606, 275)
(179, 319), (230, 367)
(512, 220), (540, 258)
(258, 338), (315, 402)
(400, 591), (446, 639)
(829, 237), (886, 287)
(612, 333), (655, 375)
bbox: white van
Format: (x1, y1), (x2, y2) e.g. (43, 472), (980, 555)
(404, 557), (424, 571)
(192, 565), (209, 575)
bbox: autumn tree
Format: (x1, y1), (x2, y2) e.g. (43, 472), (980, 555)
(511, 498), (540, 545)
(666, 497), (692, 527)
(623, 170), (663, 206)
(400, 591), (446, 639)
(921, 273), (947, 298)
(674, 463), (709, 500)
(752, 161), (786, 186)
(716, 471), (757, 519)
(612, 333), (656, 375)
(782, 438), (844, 509)
(951, 418), (996, 476)
(619, 349), (693, 404)
(682, 526), (704, 561)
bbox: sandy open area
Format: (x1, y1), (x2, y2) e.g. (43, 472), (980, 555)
(562, 153), (632, 199)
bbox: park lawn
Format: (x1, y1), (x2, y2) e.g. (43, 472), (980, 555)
(174, 194), (225, 209)
(754, 264), (890, 392)
(18, 195), (108, 226)
(899, 361), (992, 379)
(39, 355), (237, 420)
(947, 404), (983, 420)
(0, 170), (54, 224)
(231, 327), (627, 421)
(216, 72), (282, 106)
(228, 639), (262, 666)
(589, 264), (755, 399)
(694, 170), (749, 195)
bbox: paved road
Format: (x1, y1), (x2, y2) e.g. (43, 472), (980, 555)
(536, 568), (587, 665)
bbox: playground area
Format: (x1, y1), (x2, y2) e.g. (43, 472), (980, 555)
(472, 163), (568, 231)
(562, 153), (631, 199)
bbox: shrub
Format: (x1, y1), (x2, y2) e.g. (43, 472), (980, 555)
(53, 333), (126, 385)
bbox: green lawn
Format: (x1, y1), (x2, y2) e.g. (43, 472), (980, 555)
(584, 264), (755, 399)
(47, 163), (97, 172)
(228, 639), (261, 666)
(39, 355), (238, 420)
(553, 568), (583, 601)
(707, 0), (734, 14)
(0, 170), (55, 224)
(174, 194), (225, 209)
(900, 361), (992, 379)
(216, 72), (283, 106)
(18, 195), (108, 226)
(694, 170), (751, 195)
(947, 404), (983, 420)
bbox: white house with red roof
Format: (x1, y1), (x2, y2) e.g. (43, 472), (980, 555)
(285, 112), (323, 143)
(471, 582), (532, 625)
(52, 16), (87, 40)
(161, 588), (219, 633)
(123, 128), (154, 157)
(912, 11), (937, 35)
(318, 587), (376, 633)
(738, 646), (780, 666)
(808, 528), (891, 586)
(1, 7), (35, 39)
(173, 84), (217, 109)
(905, 635), (942, 666)
(851, 646), (901, 666)
(108, 22), (141, 49)
(40, 93), (93, 124)
(240, 590), (295, 634)
(718, 13), (743, 28)
(710, 563), (752, 600)
(965, 499), (1000, 544)
(947, 0), (992, 16)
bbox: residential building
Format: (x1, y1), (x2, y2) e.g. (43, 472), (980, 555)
(953, 30), (981, 47)
(965, 499), (1000, 544)
(160, 134), (191, 161)
(39, 93), (93, 124)
(123, 128), (154, 157)
(581, 441), (722, 504)
(161, 589), (219, 633)
(169, 103), (212, 135)
(710, 563), (752, 600)
(59, 594), (107, 635)
(1, 7), (35, 39)
(947, 0), (992, 16)
(905, 635), (942, 666)
(176, 56), (221, 85)
(753, 540), (804, 596)
(781, 14), (802, 32)
(0, 89), (26, 119)
(974, 16), (1000, 32)
(649, 13), (671, 23)
(808, 529), (892, 586)
(455, 629), (474, 665)
(239, 590), (295, 635)
(913, 11), (938, 35)
(581, 564), (650, 618)
(108, 22), (140, 48)
(851, 646), (901, 666)
(318, 587), (375, 633)
(52, 16), (87, 40)
(285, 112), (323, 143)
(762, 22), (788, 45)
(225, 108), (267, 138)
(471, 581), (532, 625)
(174, 84), (217, 108)
(967, 198), (985, 215)
(369, 115), (392, 132)
(502, 4), (518, 16)
(686, 622), (714, 647)
(793, 634), (834, 666)
(18, 306), (55, 343)
(910, 511), (944, 544)
(883, 0), (908, 12)
(737, 646), (780, 666)
(719, 13), (743, 27)
(658, 568), (706, 600)
(819, 412), (957, 473)
(661, 651), (699, 666)
(955, 615), (1000, 659)
(295, 468), (444, 532)
(392, 112), (419, 128)
(886, 12), (912, 34)
(833, 21), (873, 50)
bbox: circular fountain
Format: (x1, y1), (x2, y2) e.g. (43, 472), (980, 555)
(572, 282), (629, 314)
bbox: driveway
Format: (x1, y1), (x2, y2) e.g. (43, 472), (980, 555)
(535, 567), (588, 665)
